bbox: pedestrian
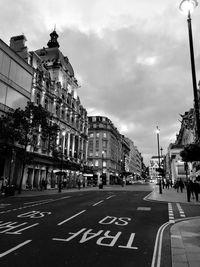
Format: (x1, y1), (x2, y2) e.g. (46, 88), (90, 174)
(176, 178), (184, 193)
(162, 179), (166, 189)
(1, 177), (8, 196)
(166, 179), (170, 189)
(185, 179), (194, 202)
(193, 179), (200, 201)
(77, 178), (81, 190)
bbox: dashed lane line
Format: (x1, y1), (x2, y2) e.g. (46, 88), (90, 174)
(92, 200), (104, 206)
(57, 210), (86, 226)
(0, 240), (32, 258)
(106, 195), (115, 199)
(0, 196), (72, 214)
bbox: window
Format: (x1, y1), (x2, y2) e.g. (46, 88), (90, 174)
(95, 151), (99, 157)
(96, 132), (99, 138)
(103, 161), (106, 167)
(56, 105), (60, 116)
(89, 151), (93, 157)
(36, 93), (41, 105)
(44, 98), (49, 110)
(103, 132), (107, 138)
(61, 109), (65, 119)
(88, 140), (93, 149)
(95, 160), (99, 167)
(89, 133), (94, 138)
(96, 140), (99, 149)
(92, 117), (96, 122)
(102, 140), (107, 148)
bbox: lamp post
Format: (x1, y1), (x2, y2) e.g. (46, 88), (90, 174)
(156, 126), (162, 194)
(102, 151), (104, 183)
(58, 131), (66, 193)
(179, 0), (200, 141)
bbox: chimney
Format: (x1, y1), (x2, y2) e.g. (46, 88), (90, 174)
(10, 35), (29, 62)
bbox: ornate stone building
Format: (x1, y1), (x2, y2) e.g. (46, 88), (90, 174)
(1, 31), (88, 189)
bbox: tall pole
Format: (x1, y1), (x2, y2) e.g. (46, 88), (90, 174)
(156, 126), (162, 194)
(187, 11), (200, 141)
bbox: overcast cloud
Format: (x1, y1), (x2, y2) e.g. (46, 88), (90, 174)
(1, 0), (200, 165)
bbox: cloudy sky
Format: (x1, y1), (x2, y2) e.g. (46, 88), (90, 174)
(1, 0), (200, 165)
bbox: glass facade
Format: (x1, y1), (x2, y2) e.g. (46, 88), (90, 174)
(0, 46), (33, 112)
(0, 49), (32, 92)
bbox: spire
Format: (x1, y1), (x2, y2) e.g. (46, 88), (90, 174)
(47, 29), (60, 48)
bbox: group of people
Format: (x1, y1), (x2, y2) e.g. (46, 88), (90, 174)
(162, 178), (173, 189)
(174, 177), (200, 202)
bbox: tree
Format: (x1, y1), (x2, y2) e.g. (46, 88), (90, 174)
(0, 102), (60, 193)
(180, 143), (200, 162)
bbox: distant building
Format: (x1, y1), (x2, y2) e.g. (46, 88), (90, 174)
(125, 138), (143, 178)
(149, 155), (164, 180)
(87, 116), (130, 185)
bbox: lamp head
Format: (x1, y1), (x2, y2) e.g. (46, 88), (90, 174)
(179, 0), (198, 15)
(156, 126), (160, 134)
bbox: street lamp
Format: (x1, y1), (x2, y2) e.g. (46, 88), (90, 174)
(156, 126), (162, 194)
(58, 131), (66, 193)
(179, 0), (200, 141)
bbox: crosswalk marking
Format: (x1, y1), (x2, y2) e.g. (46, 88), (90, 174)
(168, 203), (186, 223)
(176, 203), (186, 218)
(168, 203), (175, 223)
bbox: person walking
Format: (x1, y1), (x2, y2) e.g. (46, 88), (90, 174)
(185, 179), (194, 202)
(176, 178), (184, 193)
(193, 179), (200, 201)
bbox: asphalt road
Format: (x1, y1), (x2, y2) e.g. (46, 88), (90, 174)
(0, 185), (199, 267)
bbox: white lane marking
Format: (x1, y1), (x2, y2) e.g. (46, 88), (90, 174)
(0, 196), (72, 214)
(106, 195), (115, 200)
(151, 221), (171, 267)
(0, 204), (11, 208)
(59, 196), (71, 200)
(58, 210), (86, 226)
(24, 199), (53, 205)
(0, 240), (32, 258)
(93, 200), (104, 206)
(176, 203), (186, 218)
(137, 207), (151, 211)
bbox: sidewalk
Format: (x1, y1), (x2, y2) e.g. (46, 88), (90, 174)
(147, 186), (200, 267)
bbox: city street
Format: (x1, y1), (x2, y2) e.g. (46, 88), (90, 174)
(1, 184), (199, 267)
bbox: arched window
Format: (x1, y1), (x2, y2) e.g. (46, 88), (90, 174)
(36, 93), (41, 105)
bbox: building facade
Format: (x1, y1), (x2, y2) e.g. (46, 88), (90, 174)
(0, 37), (34, 183)
(87, 116), (130, 185)
(0, 31), (88, 190)
(125, 137), (143, 179)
